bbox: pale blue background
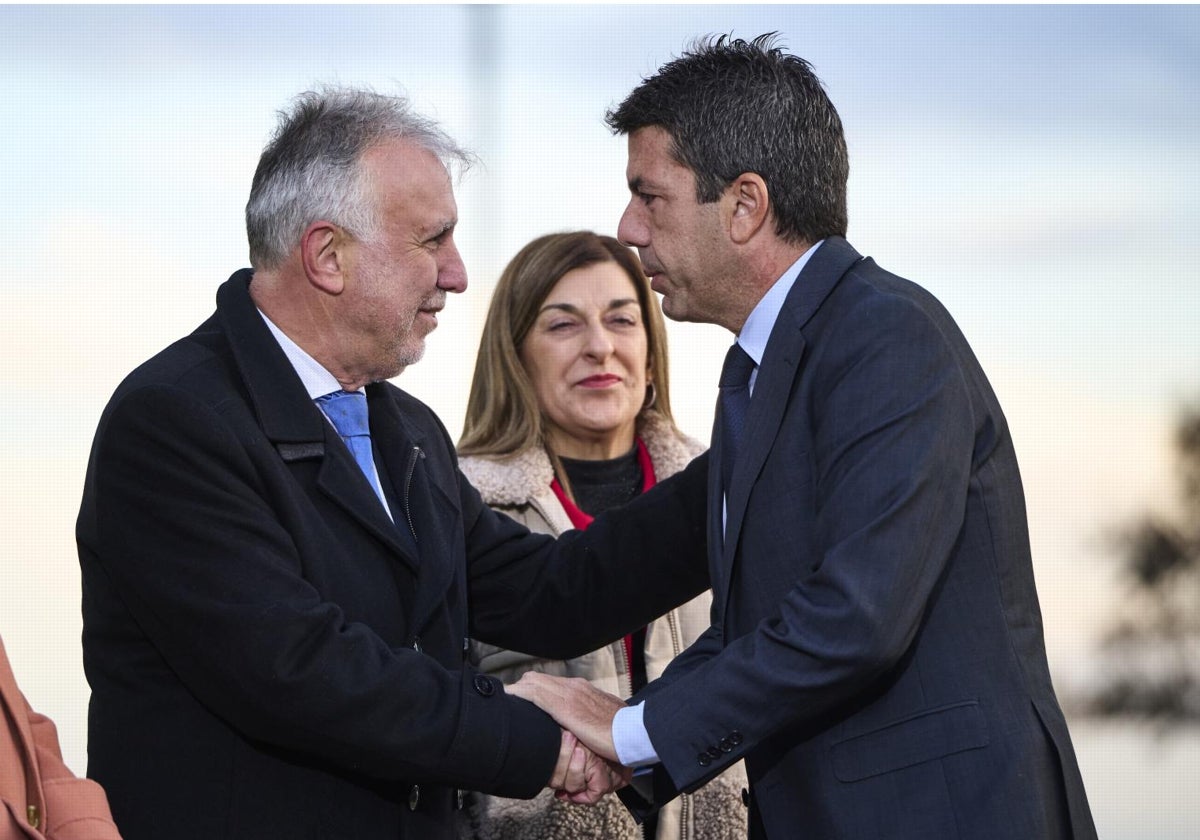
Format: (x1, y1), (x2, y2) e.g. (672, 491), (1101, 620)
(2, 6), (1197, 837)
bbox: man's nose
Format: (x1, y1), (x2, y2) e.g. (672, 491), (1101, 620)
(617, 201), (648, 248)
(438, 242), (468, 293)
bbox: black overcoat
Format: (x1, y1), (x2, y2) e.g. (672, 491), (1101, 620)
(77, 271), (709, 840)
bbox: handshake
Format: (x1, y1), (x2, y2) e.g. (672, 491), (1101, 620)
(507, 671), (635, 805)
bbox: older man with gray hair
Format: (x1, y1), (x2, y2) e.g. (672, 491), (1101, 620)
(76, 87), (711, 840)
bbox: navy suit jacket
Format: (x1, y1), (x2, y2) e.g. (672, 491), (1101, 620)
(627, 239), (1097, 839)
(77, 271), (709, 840)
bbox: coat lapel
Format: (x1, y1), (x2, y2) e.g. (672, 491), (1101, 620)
(314, 425), (420, 570)
(715, 238), (864, 616)
(367, 386), (458, 632)
(215, 271), (418, 568)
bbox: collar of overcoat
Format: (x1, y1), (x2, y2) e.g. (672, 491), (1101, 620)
(214, 270), (437, 580)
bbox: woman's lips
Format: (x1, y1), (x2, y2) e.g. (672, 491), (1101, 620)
(578, 374), (621, 388)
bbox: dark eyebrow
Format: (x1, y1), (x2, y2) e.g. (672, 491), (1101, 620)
(607, 298), (640, 311)
(628, 176), (645, 194)
(538, 298), (640, 317)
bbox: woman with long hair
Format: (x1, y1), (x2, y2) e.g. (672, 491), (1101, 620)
(458, 231), (746, 840)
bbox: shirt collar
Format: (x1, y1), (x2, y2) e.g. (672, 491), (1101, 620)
(257, 310), (355, 399)
(736, 239), (823, 366)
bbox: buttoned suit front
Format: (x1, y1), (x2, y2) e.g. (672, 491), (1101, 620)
(76, 271), (709, 840)
(624, 238), (1097, 839)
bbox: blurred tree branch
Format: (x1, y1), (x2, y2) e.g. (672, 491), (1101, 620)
(1084, 407), (1200, 724)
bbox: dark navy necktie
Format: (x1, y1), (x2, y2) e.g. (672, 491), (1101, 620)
(315, 390), (389, 512)
(718, 343), (755, 496)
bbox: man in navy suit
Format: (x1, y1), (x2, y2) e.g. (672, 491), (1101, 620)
(510, 34), (1098, 839)
(76, 87), (709, 840)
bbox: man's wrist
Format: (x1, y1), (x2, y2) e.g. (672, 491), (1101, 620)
(612, 702), (659, 768)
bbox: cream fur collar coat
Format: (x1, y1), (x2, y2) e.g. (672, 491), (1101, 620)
(457, 411), (747, 840)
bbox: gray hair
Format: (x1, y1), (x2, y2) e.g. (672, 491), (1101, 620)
(606, 33), (848, 245)
(245, 86), (473, 269)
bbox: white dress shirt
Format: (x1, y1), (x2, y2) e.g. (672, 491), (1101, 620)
(258, 310), (393, 520)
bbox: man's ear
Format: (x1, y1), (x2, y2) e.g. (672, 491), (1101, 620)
(725, 173), (770, 245)
(300, 220), (348, 295)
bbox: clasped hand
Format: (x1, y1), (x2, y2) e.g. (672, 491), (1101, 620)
(508, 672), (632, 804)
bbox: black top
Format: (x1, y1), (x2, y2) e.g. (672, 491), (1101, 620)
(559, 444), (643, 517)
(561, 442), (656, 833)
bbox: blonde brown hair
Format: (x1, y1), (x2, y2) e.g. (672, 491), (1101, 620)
(459, 231), (679, 463)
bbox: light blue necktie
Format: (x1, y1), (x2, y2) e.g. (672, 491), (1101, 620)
(316, 390), (389, 512)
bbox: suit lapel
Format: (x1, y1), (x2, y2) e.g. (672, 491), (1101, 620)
(721, 330), (803, 556)
(715, 238), (864, 616)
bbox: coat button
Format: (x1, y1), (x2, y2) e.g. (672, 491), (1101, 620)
(408, 784), (420, 811)
(706, 746), (723, 761)
(473, 674), (496, 697)
(728, 730), (743, 745)
(697, 752), (712, 767)
(741, 787), (751, 807)
(718, 737), (734, 753)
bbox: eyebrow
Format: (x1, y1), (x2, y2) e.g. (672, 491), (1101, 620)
(628, 176), (668, 197)
(539, 298), (640, 316)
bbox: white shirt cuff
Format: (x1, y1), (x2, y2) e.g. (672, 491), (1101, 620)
(612, 702), (660, 768)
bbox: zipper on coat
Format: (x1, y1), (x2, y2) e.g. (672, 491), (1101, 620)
(402, 446), (424, 544)
(617, 629), (644, 838)
(665, 609), (691, 840)
(666, 610), (683, 659)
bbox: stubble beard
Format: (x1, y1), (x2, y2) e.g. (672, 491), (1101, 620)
(395, 337), (426, 371)
(658, 293), (684, 323)
(375, 321), (427, 381)
(356, 257), (437, 379)
(394, 291), (445, 371)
